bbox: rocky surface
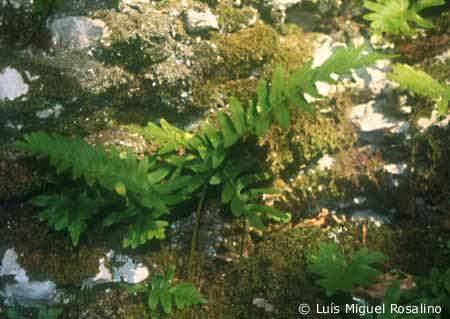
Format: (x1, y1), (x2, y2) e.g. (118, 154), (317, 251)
(0, 0), (449, 317)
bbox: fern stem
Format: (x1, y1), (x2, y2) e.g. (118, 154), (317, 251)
(239, 217), (246, 259)
(188, 183), (207, 277)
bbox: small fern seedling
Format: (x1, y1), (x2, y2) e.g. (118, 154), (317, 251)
(128, 266), (207, 314)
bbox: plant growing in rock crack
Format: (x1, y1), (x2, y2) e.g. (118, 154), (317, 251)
(128, 266), (207, 314)
(363, 0), (445, 36)
(15, 46), (387, 268)
(388, 64), (450, 115)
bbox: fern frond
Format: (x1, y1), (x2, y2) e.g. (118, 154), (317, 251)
(33, 191), (106, 246)
(363, 0), (445, 36)
(388, 64), (450, 114)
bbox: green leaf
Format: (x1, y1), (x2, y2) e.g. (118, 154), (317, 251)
(307, 243), (386, 296)
(147, 167), (171, 184)
(229, 96), (247, 134)
(149, 287), (160, 311)
(171, 282), (207, 310)
(68, 221), (87, 246)
(388, 64), (449, 115)
(245, 211), (266, 230)
(270, 65), (290, 128)
(230, 196), (245, 217)
(221, 182), (235, 204)
(363, 0), (444, 36)
(217, 113), (240, 148)
(161, 289), (173, 314)
(114, 181), (127, 196)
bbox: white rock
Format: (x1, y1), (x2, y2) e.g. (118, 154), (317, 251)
(253, 297), (275, 312)
(350, 210), (390, 227)
(269, 0), (302, 9)
(0, 67), (29, 101)
(83, 250), (149, 287)
(383, 163), (408, 175)
(417, 110), (450, 131)
(185, 9), (219, 33)
(315, 81), (336, 96)
(35, 104), (63, 119)
(353, 197), (367, 205)
(350, 100), (407, 133)
(352, 59), (393, 95)
(0, 249), (57, 306)
(49, 16), (106, 50)
(317, 154), (335, 170)
(113, 254), (149, 284)
(312, 35), (346, 68)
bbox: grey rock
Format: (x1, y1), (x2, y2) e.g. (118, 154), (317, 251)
(49, 16), (106, 50)
(0, 67), (29, 101)
(185, 9), (219, 33)
(0, 249), (57, 307)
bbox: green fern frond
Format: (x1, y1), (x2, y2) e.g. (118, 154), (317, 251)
(389, 64), (450, 114)
(33, 191), (106, 246)
(363, 0), (445, 36)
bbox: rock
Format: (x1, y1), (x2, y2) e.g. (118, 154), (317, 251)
(312, 35), (346, 67)
(317, 154), (335, 170)
(349, 210), (390, 227)
(82, 250), (149, 288)
(253, 297), (275, 312)
(1, 0), (32, 10)
(350, 99), (408, 133)
(49, 16), (106, 50)
(269, 0), (302, 8)
(351, 59), (393, 95)
(383, 163), (408, 175)
(185, 9), (219, 33)
(35, 104), (63, 119)
(417, 110), (450, 131)
(0, 67), (29, 101)
(0, 249), (57, 307)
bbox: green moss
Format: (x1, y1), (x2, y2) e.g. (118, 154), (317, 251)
(268, 23), (314, 74)
(425, 57), (450, 84)
(211, 23), (279, 79)
(409, 126), (450, 197)
(263, 93), (357, 175)
(216, 3), (257, 33)
(219, 223), (450, 318)
(0, 156), (46, 201)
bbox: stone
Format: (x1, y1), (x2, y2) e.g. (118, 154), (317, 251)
(1, 0), (32, 9)
(317, 154), (335, 170)
(49, 16), (106, 50)
(383, 163), (408, 175)
(312, 35), (346, 68)
(185, 9), (219, 33)
(0, 67), (29, 101)
(82, 250), (149, 288)
(351, 59), (393, 96)
(350, 100), (408, 133)
(0, 249), (57, 307)
(349, 210), (390, 227)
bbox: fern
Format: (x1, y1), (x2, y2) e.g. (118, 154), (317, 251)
(307, 242), (386, 297)
(129, 266), (207, 314)
(33, 191), (106, 246)
(17, 46), (386, 247)
(388, 64), (450, 114)
(363, 0), (445, 36)
(15, 133), (200, 248)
